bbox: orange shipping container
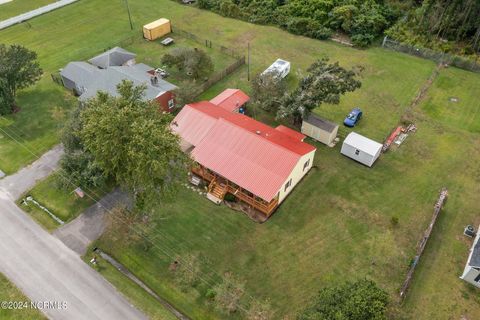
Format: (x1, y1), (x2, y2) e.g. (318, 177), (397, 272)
(143, 18), (171, 41)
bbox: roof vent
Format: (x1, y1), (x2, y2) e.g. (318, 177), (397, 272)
(256, 130), (261, 135)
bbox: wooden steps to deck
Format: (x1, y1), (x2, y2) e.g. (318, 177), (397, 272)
(207, 181), (227, 205)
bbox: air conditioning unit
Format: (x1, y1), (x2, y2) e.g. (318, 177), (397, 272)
(464, 225), (476, 238)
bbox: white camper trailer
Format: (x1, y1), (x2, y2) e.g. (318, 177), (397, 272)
(341, 132), (382, 167)
(262, 59), (290, 79)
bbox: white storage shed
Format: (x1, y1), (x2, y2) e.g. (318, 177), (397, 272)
(341, 132), (382, 167)
(460, 225), (480, 288)
(301, 114), (338, 146)
(261, 59), (290, 79)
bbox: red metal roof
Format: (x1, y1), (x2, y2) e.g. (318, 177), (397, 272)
(210, 89), (250, 112)
(191, 119), (301, 201)
(172, 99), (316, 201)
(275, 125), (306, 141)
(170, 102), (218, 146)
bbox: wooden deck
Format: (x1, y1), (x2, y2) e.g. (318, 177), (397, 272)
(191, 165), (279, 217)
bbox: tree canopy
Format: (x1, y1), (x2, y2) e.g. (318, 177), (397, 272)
(298, 279), (389, 320)
(197, 0), (398, 46)
(250, 73), (287, 114)
(79, 80), (189, 211)
(386, 0), (480, 55)
(277, 59), (361, 125)
(59, 104), (106, 190)
(0, 44), (42, 115)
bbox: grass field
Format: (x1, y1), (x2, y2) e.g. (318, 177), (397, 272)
(121, 35), (238, 86)
(1, 0), (479, 319)
(0, 0), (54, 21)
(0, 272), (45, 320)
(82, 250), (178, 320)
(17, 173), (105, 231)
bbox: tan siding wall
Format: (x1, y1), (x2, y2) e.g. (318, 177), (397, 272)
(301, 122), (337, 145)
(278, 150), (316, 203)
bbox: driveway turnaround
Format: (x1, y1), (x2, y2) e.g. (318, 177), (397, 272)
(0, 147), (147, 320)
(54, 189), (131, 256)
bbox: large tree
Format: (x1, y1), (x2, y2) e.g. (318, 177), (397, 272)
(0, 44), (42, 115)
(277, 59), (361, 125)
(59, 104), (106, 190)
(79, 80), (189, 211)
(250, 73), (287, 114)
(297, 279), (389, 320)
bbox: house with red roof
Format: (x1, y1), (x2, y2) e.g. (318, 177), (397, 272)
(171, 89), (316, 218)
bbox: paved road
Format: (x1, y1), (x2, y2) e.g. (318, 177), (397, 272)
(0, 145), (63, 199)
(54, 189), (131, 256)
(0, 147), (147, 320)
(0, 0), (80, 30)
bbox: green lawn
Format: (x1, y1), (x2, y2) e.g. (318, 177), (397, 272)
(1, 0), (479, 319)
(0, 79), (75, 174)
(82, 250), (178, 320)
(0, 0), (55, 21)
(18, 173), (105, 231)
(121, 35), (237, 86)
(0, 273), (45, 320)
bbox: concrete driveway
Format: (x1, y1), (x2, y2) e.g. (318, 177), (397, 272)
(0, 146), (147, 320)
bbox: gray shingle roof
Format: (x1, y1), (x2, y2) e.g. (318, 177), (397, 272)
(62, 48), (177, 103)
(60, 62), (99, 93)
(88, 47), (136, 69)
(304, 113), (338, 133)
(77, 65), (177, 101)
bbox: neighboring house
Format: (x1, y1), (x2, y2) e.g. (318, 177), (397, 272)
(460, 227), (480, 288)
(171, 89), (316, 218)
(301, 113), (339, 146)
(341, 132), (382, 167)
(88, 47), (136, 69)
(60, 47), (177, 112)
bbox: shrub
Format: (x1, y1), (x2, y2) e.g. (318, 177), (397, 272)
(224, 193), (236, 202)
(298, 279), (389, 320)
(390, 216), (399, 227)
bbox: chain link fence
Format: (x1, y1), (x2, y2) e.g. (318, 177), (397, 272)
(382, 36), (480, 73)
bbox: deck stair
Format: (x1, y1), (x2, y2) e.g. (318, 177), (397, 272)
(207, 180), (227, 204)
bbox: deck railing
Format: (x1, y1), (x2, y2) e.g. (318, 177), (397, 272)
(191, 166), (278, 215)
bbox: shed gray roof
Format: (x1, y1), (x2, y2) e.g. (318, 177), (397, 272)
(60, 62), (99, 93)
(304, 113), (338, 133)
(469, 233), (480, 268)
(88, 47), (136, 69)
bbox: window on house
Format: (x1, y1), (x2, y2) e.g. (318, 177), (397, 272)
(284, 179), (292, 192)
(355, 149), (360, 155)
(168, 99), (175, 109)
(303, 159), (310, 171)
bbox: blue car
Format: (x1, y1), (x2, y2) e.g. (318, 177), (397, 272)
(344, 107), (362, 127)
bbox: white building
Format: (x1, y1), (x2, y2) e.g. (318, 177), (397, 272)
(341, 132), (382, 167)
(460, 226), (480, 288)
(261, 59), (290, 79)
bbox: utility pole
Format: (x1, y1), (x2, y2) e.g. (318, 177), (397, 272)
(247, 42), (250, 81)
(124, 0), (133, 31)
